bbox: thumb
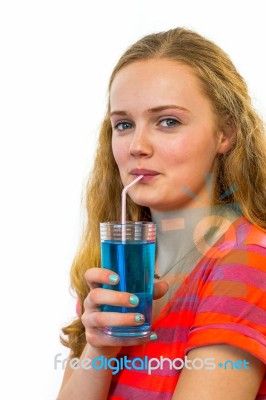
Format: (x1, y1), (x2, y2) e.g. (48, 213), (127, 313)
(153, 280), (169, 300)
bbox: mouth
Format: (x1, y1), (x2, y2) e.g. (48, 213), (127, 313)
(130, 168), (160, 183)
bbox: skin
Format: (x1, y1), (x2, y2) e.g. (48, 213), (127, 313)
(58, 270), (168, 400)
(110, 59), (231, 212)
(58, 59), (265, 399)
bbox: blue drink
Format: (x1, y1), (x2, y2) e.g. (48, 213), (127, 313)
(100, 222), (156, 337)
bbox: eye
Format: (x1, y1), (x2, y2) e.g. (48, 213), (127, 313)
(114, 121), (133, 131)
(159, 118), (180, 127)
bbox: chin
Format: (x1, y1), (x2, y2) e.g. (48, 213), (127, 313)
(129, 195), (159, 209)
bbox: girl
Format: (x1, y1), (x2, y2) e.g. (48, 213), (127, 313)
(58, 28), (266, 399)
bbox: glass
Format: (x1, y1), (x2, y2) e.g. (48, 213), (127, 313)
(100, 221), (156, 337)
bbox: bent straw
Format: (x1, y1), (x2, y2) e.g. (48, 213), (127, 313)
(121, 175), (144, 242)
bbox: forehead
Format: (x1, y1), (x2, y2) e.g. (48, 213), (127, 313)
(109, 58), (208, 111)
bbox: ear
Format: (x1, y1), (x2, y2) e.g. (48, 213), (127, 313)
(216, 117), (236, 154)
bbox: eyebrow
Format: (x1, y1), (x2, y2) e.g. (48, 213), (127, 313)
(109, 105), (190, 117)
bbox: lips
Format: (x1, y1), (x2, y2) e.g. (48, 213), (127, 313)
(130, 169), (160, 183)
(130, 168), (160, 176)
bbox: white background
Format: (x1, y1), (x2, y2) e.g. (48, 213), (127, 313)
(0, 1), (265, 399)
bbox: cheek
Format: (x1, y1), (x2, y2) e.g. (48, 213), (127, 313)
(159, 137), (192, 165)
(182, 131), (217, 158)
(160, 134), (217, 170)
(111, 137), (127, 168)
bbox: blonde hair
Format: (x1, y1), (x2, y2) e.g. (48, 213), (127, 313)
(61, 27), (266, 357)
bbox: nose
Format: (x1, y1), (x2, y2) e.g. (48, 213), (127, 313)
(129, 128), (153, 158)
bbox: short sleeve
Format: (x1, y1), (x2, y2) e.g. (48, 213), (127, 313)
(185, 243), (266, 364)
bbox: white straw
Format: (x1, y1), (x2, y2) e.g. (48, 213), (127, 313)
(121, 175), (143, 241)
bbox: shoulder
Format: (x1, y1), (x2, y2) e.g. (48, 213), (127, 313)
(196, 218), (266, 299)
(234, 217), (266, 247)
(224, 216), (266, 247)
(203, 217), (266, 269)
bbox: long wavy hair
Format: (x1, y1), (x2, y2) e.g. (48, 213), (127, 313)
(61, 27), (266, 357)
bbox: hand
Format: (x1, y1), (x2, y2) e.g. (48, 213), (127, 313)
(81, 267), (168, 358)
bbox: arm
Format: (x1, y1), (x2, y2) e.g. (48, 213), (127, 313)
(57, 345), (115, 400)
(172, 344), (265, 400)
(57, 268), (168, 400)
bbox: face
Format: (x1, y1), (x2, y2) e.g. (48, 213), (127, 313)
(110, 58), (228, 212)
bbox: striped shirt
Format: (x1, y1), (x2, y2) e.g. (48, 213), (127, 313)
(108, 217), (266, 399)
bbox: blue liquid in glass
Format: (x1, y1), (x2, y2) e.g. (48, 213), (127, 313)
(101, 240), (155, 337)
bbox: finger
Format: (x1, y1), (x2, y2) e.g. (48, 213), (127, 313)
(84, 267), (120, 290)
(82, 311), (145, 328)
(153, 280), (169, 300)
(85, 287), (140, 308)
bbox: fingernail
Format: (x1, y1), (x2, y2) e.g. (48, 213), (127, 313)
(135, 314), (145, 323)
(129, 295), (139, 306)
(109, 274), (119, 283)
(150, 333), (157, 341)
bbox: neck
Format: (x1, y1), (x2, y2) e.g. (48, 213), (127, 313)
(151, 206), (210, 276)
(151, 204), (240, 278)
